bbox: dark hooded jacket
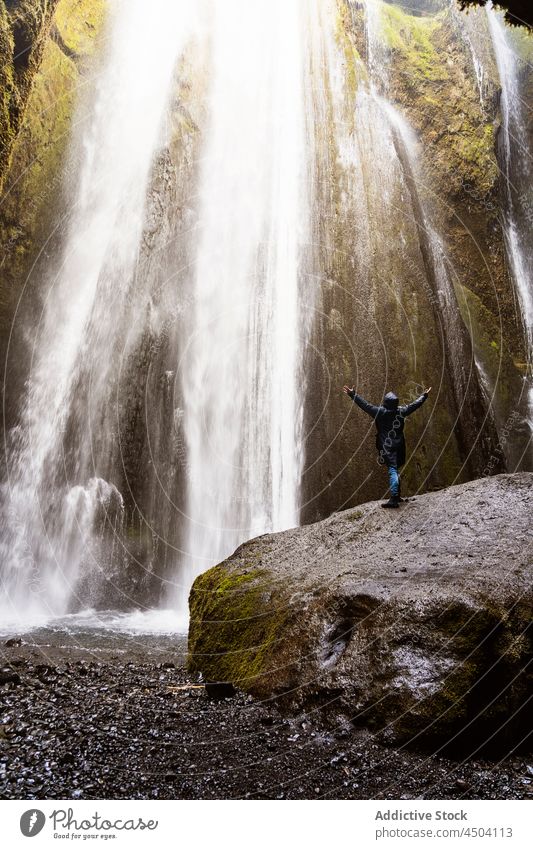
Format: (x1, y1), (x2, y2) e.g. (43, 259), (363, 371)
(349, 390), (428, 467)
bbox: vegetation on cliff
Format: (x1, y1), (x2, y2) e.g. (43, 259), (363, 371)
(0, 0), (60, 191)
(0, 0), (531, 526)
(0, 0), (107, 421)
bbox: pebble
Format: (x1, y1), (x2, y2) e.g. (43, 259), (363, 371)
(0, 650), (528, 801)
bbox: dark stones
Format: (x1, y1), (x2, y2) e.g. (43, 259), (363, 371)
(0, 648), (529, 799)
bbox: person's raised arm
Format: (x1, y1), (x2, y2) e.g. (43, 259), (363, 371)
(343, 385), (380, 418)
(403, 386), (431, 417)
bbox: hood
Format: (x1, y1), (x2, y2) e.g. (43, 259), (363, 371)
(383, 391), (399, 410)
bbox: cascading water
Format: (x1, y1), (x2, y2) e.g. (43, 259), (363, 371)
(449, 1), (490, 110)
(305, 0), (494, 492)
(0, 0), (196, 625)
(363, 0), (486, 430)
(1, 0), (530, 635)
(0, 0), (329, 628)
(486, 5), (533, 425)
(174, 0), (321, 613)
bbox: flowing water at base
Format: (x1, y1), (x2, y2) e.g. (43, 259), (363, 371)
(0, 610), (188, 666)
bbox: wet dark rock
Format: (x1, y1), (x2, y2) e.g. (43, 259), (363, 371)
(205, 682), (236, 700)
(0, 669), (21, 685)
(189, 474), (533, 753)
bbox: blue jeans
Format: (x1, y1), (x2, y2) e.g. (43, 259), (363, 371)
(387, 465), (400, 497)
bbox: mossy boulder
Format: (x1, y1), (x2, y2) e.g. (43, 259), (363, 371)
(189, 473), (533, 750)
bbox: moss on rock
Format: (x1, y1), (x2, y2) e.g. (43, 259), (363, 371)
(335, 0), (366, 99)
(0, 0), (61, 190)
(54, 0), (106, 57)
(0, 4), (17, 168)
(0, 0), (108, 425)
(380, 2), (525, 374)
(188, 559), (294, 693)
(380, 3), (443, 81)
(456, 282), (531, 467)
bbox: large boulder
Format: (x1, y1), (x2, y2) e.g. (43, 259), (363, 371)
(188, 473), (533, 750)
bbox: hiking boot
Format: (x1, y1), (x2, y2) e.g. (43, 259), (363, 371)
(381, 496), (400, 509)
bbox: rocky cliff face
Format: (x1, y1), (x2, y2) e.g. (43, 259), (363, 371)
(0, 0), (106, 435)
(0, 0), (60, 191)
(384, 4), (532, 468)
(301, 1), (533, 523)
(188, 472), (533, 751)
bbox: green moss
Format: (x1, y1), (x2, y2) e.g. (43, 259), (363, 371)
(456, 283), (524, 412)
(54, 0), (106, 57)
(0, 4), (16, 159)
(380, 3), (444, 81)
(451, 122), (498, 193)
(2, 37), (77, 274)
(375, 5), (498, 197)
(335, 0), (366, 99)
(214, 570), (258, 597)
(0, 0), (108, 347)
(188, 563), (292, 692)
(1, 3), (23, 183)
(0, 0), (107, 181)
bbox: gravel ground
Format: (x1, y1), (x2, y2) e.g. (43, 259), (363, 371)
(1, 640), (532, 801)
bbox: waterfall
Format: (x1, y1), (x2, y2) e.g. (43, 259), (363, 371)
(335, 0), (491, 478)
(449, 1), (489, 110)
(486, 5), (533, 425)
(0, 0), (328, 627)
(2, 0), (528, 631)
(174, 0), (320, 613)
(0, 0), (196, 624)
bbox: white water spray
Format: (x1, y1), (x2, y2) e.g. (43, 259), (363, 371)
(487, 5), (533, 424)
(0, 0), (196, 623)
(175, 0), (321, 613)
